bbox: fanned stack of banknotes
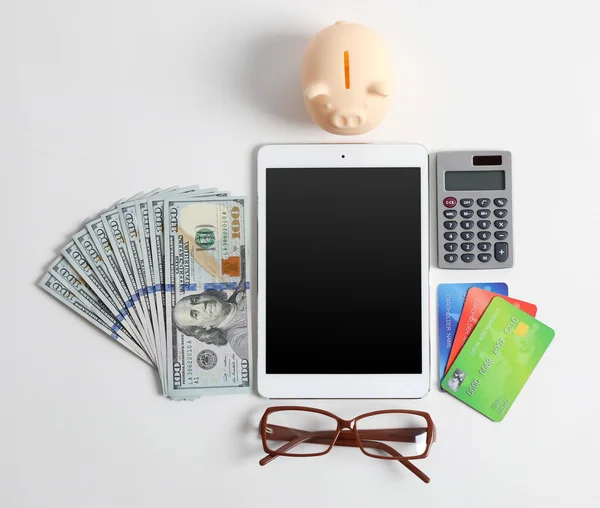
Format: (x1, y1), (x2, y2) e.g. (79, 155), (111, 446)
(39, 187), (251, 400)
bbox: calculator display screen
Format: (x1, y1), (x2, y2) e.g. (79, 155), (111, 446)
(266, 167), (422, 375)
(445, 170), (505, 191)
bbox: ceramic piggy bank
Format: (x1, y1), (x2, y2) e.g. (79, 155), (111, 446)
(302, 21), (395, 135)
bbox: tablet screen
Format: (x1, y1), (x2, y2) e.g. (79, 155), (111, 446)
(266, 167), (423, 374)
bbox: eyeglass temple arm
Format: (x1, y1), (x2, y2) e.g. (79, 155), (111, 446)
(347, 439), (430, 484)
(265, 424), (428, 442)
(259, 426), (430, 483)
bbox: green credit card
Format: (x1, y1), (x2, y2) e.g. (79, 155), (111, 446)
(441, 297), (555, 422)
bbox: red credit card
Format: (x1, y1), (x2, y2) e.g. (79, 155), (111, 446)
(444, 288), (538, 376)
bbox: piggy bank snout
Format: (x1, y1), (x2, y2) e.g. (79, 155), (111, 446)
(330, 109), (366, 129)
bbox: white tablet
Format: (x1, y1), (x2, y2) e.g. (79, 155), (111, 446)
(257, 144), (430, 399)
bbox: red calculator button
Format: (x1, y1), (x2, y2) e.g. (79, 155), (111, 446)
(443, 197), (457, 208)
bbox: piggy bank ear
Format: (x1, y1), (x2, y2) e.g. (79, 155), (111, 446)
(304, 82), (329, 100)
(368, 82), (391, 97)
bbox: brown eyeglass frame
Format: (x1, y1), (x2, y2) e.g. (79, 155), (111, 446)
(259, 406), (436, 483)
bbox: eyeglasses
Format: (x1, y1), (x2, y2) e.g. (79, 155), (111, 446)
(259, 406), (436, 483)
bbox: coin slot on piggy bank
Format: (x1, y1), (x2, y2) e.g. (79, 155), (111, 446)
(302, 21), (395, 135)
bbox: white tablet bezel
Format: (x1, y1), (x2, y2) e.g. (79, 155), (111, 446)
(257, 144), (430, 399)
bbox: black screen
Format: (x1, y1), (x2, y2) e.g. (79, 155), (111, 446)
(266, 167), (423, 374)
(445, 170), (505, 191)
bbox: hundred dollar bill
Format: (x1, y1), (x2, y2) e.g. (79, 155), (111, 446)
(145, 188), (221, 389)
(101, 208), (156, 359)
(118, 192), (167, 383)
(123, 187), (188, 391)
(62, 239), (147, 356)
(85, 218), (156, 363)
(39, 273), (152, 365)
(137, 197), (166, 386)
(165, 197), (250, 399)
(48, 256), (151, 363)
(147, 188), (217, 333)
(131, 187), (197, 389)
(118, 199), (157, 330)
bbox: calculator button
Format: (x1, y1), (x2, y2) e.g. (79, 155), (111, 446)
(478, 242), (492, 252)
(461, 254), (475, 263)
(478, 231), (492, 240)
(477, 198), (491, 207)
(460, 198), (474, 207)
(444, 220), (458, 230)
(444, 210), (457, 219)
(494, 231), (509, 240)
(477, 209), (491, 218)
(444, 231), (458, 241)
(478, 253), (492, 263)
(461, 231), (475, 241)
(444, 254), (458, 263)
(494, 208), (508, 218)
(494, 220), (508, 229)
(460, 220), (474, 230)
(477, 220), (491, 229)
(494, 242), (509, 262)
(444, 242), (458, 252)
(494, 198), (508, 207)
(443, 197), (457, 208)
(460, 209), (474, 218)
(461, 242), (475, 252)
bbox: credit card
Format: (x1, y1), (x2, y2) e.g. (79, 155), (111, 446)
(444, 288), (537, 376)
(437, 282), (508, 389)
(442, 297), (555, 422)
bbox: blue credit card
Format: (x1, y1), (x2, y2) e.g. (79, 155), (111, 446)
(437, 282), (508, 389)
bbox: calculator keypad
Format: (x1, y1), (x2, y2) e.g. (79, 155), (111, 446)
(439, 196), (511, 268)
(437, 151), (512, 269)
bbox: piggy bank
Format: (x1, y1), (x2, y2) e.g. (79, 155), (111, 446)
(302, 22), (395, 135)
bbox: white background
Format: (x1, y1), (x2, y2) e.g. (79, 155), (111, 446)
(1, 1), (599, 507)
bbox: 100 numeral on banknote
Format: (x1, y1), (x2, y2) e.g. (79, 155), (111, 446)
(165, 198), (250, 398)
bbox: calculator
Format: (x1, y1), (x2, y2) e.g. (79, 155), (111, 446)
(436, 151), (513, 269)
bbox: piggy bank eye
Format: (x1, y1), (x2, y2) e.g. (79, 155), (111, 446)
(304, 82), (330, 100)
(368, 82), (390, 97)
(323, 103), (332, 110)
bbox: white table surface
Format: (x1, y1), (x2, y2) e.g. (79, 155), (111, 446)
(2, 1), (600, 507)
